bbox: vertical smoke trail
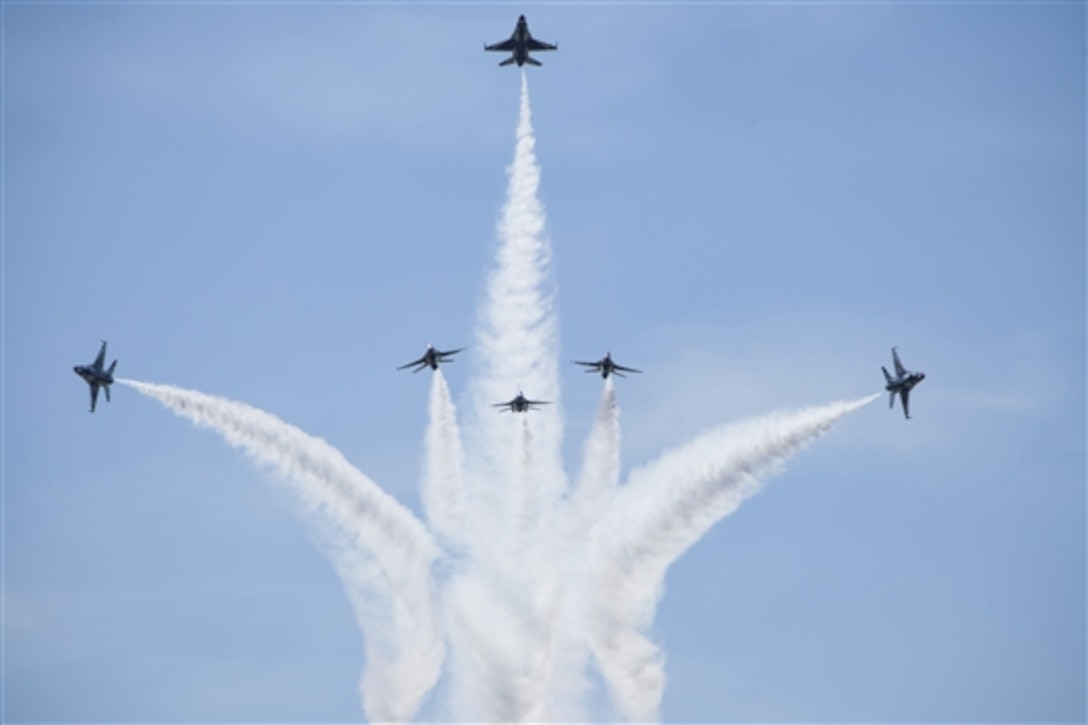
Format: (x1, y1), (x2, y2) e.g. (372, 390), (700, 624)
(119, 379), (444, 723)
(422, 370), (466, 548)
(446, 415), (566, 723)
(470, 72), (564, 499)
(585, 395), (879, 721)
(540, 380), (622, 722)
(450, 72), (567, 722)
(569, 379), (621, 537)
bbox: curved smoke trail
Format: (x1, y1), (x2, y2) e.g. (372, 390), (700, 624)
(118, 379), (444, 723)
(583, 394), (880, 720)
(118, 76), (882, 723)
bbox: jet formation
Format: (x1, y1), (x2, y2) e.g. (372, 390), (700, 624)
(572, 352), (642, 379)
(882, 347), (926, 419)
(485, 15), (557, 67)
(75, 17), (929, 424)
(73, 341), (117, 413)
(397, 344), (465, 373)
(396, 344), (641, 413)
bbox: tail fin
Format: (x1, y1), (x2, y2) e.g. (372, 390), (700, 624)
(107, 360), (118, 377)
(881, 365), (893, 385)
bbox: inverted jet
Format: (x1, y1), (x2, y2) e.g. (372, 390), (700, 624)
(397, 344), (465, 373)
(882, 347), (926, 419)
(572, 352), (642, 379)
(485, 15), (557, 67)
(493, 391), (549, 413)
(74, 340), (117, 413)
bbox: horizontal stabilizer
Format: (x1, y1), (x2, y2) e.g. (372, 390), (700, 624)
(499, 56), (516, 67)
(524, 56), (542, 66)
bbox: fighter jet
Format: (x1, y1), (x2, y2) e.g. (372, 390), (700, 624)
(74, 340), (117, 413)
(484, 15), (557, 67)
(882, 347), (926, 419)
(397, 344), (465, 373)
(572, 352), (642, 379)
(492, 391), (549, 413)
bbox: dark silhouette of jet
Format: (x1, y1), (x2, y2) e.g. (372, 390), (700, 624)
(484, 15), (557, 67)
(882, 347), (925, 419)
(74, 340), (117, 413)
(397, 344), (465, 373)
(493, 391), (549, 413)
(572, 352), (642, 379)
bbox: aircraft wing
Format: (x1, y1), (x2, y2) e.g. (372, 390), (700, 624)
(437, 347), (465, 358)
(614, 364), (642, 374)
(485, 38), (517, 51)
(572, 360), (601, 368)
(892, 347), (907, 377)
(397, 356), (426, 371)
(94, 341), (107, 370)
(526, 38), (557, 51)
(526, 399), (550, 407)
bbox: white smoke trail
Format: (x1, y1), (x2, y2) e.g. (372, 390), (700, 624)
(569, 379), (621, 538)
(470, 72), (564, 499)
(422, 371), (466, 548)
(448, 71), (567, 721)
(118, 379), (444, 723)
(584, 394), (879, 721)
(534, 379), (621, 722)
(113, 77), (887, 724)
(445, 413), (567, 723)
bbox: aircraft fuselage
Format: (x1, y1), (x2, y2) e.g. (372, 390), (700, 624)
(74, 341), (117, 413)
(885, 372), (924, 395)
(74, 365), (113, 387)
(485, 15), (556, 67)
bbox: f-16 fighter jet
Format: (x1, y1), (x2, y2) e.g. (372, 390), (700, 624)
(882, 347), (926, 419)
(397, 344), (465, 373)
(493, 391), (549, 413)
(74, 340), (117, 413)
(572, 352), (642, 379)
(485, 15), (557, 67)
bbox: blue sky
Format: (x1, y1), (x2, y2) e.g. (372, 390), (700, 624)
(4, 2), (1085, 722)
